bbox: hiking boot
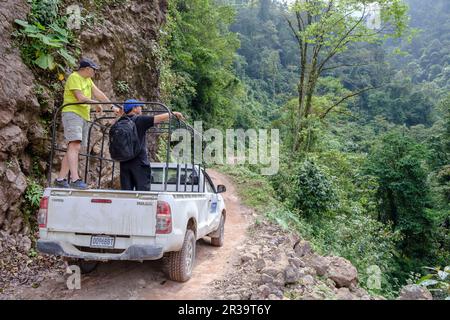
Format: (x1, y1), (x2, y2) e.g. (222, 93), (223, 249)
(70, 179), (88, 190)
(54, 178), (70, 188)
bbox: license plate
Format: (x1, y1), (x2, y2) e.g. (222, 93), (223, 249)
(90, 235), (115, 249)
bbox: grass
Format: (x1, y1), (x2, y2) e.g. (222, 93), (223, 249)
(215, 164), (315, 238)
(215, 164), (278, 214)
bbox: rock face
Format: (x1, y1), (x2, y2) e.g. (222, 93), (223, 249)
(0, 0), (167, 233)
(0, 0), (40, 234)
(56, 1), (168, 189)
(77, 0), (167, 102)
(398, 285), (433, 300)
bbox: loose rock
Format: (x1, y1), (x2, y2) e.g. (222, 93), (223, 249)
(398, 285), (433, 300)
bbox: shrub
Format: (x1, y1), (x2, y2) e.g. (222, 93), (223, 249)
(22, 178), (44, 230)
(13, 0), (77, 72)
(287, 159), (337, 219)
(418, 266), (450, 300)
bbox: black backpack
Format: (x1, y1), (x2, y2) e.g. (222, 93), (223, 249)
(109, 116), (142, 162)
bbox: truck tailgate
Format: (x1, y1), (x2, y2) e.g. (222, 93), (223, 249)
(46, 190), (158, 236)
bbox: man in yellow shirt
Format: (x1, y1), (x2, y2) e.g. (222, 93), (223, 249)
(55, 58), (111, 189)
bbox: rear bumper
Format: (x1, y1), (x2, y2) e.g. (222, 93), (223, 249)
(37, 240), (164, 261)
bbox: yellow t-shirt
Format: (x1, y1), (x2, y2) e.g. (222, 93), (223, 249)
(62, 71), (94, 121)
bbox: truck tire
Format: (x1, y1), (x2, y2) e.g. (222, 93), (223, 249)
(210, 213), (225, 247)
(78, 260), (98, 274)
(67, 259), (98, 274)
(166, 229), (196, 282)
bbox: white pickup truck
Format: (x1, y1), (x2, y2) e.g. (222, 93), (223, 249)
(37, 163), (226, 282)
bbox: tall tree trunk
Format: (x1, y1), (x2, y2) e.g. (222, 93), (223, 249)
(292, 47), (308, 153)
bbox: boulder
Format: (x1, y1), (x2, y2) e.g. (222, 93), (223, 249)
(261, 267), (282, 277)
(284, 266), (301, 284)
(241, 253), (256, 264)
(0, 125), (28, 159)
(349, 283), (369, 298)
(300, 275), (315, 286)
(398, 285), (433, 300)
(288, 257), (305, 268)
(255, 258), (266, 271)
(257, 284), (271, 299)
(302, 266), (317, 277)
(293, 240), (312, 257)
(260, 274), (274, 284)
(304, 254), (330, 276)
(273, 273), (286, 287)
(335, 287), (355, 300)
(326, 256), (358, 288)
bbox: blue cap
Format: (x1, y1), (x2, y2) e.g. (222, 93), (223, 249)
(123, 99), (143, 114)
(79, 58), (99, 70)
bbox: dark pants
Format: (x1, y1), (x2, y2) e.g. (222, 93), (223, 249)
(120, 162), (151, 191)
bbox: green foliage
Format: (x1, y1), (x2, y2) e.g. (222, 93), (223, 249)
(287, 159), (337, 219)
(417, 266), (450, 300)
(22, 178), (44, 230)
(283, 0), (409, 152)
(365, 77), (434, 126)
(364, 129), (446, 280)
(28, 0), (59, 26)
(24, 179), (43, 211)
(388, 0), (450, 96)
(214, 0), (449, 299)
(115, 80), (130, 95)
(216, 164), (278, 213)
(219, 163), (401, 297)
(311, 213), (402, 298)
(161, 0), (251, 129)
(230, 1), (299, 102)
(14, 0), (77, 72)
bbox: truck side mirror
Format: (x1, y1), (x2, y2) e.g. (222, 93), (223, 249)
(216, 185), (226, 193)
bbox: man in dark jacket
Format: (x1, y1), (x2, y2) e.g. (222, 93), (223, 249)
(119, 99), (185, 191)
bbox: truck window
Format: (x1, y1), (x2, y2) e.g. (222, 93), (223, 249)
(151, 168), (178, 184)
(180, 169), (198, 185)
(205, 179), (214, 193)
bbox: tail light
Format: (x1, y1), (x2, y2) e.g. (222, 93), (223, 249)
(91, 199), (112, 204)
(156, 201), (172, 234)
(38, 197), (48, 228)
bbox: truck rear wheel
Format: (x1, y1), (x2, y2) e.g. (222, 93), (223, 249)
(211, 213), (225, 247)
(67, 259), (98, 274)
(166, 229), (196, 282)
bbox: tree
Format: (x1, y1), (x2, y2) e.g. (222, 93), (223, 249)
(161, 0), (242, 128)
(283, 0), (409, 152)
(365, 130), (435, 263)
(366, 77), (434, 126)
(288, 159), (337, 218)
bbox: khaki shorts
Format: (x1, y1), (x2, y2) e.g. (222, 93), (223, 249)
(61, 112), (89, 147)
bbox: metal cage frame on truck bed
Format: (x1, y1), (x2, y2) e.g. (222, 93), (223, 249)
(47, 101), (209, 192)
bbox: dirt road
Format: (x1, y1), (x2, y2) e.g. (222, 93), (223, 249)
(13, 169), (251, 300)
